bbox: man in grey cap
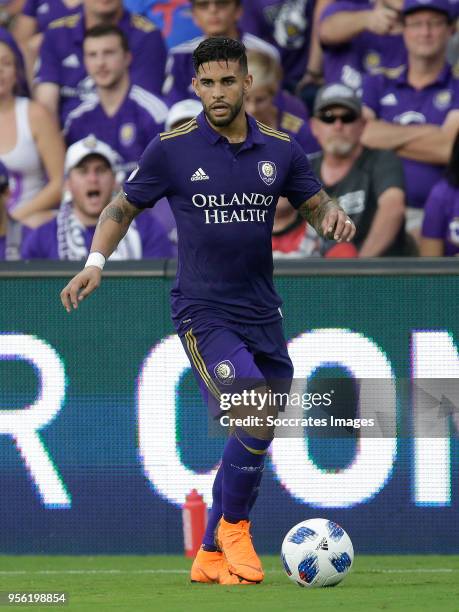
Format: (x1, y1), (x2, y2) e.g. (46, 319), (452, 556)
(310, 83), (409, 256)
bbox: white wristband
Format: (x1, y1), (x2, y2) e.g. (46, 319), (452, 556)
(85, 252), (106, 270)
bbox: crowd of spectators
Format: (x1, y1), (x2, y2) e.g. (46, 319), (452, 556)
(0, 0), (457, 260)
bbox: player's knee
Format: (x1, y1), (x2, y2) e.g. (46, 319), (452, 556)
(228, 385), (279, 441)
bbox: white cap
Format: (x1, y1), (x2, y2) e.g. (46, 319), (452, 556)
(165, 99), (202, 131)
(65, 135), (121, 175)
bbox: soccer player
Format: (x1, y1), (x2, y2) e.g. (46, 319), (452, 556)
(60, 37), (355, 585)
(162, 0), (280, 106)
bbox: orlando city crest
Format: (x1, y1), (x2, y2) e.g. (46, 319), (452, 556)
(214, 360), (235, 385)
(258, 161), (277, 186)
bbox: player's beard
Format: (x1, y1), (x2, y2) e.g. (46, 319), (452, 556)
(204, 95), (244, 128)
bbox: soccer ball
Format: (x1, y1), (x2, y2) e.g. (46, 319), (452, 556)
(281, 518), (354, 588)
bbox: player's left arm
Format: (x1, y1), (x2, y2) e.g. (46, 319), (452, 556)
(297, 189), (356, 242)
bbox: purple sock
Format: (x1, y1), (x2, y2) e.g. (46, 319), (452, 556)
(248, 470), (263, 512)
(202, 464), (223, 551)
(222, 432), (271, 523)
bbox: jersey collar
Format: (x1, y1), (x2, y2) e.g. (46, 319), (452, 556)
(396, 62), (452, 87)
(196, 111), (265, 148)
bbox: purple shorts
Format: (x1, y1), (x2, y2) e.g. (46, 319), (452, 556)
(179, 315), (294, 417)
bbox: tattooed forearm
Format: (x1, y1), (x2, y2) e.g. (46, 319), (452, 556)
(298, 189), (344, 236)
(89, 191), (141, 260)
(97, 191), (139, 229)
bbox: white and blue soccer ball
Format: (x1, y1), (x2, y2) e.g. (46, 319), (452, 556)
(281, 518), (354, 588)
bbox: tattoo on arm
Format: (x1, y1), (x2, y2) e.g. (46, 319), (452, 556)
(97, 191), (140, 229)
(298, 189), (343, 236)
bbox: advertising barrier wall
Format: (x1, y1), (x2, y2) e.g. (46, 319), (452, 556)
(0, 261), (458, 554)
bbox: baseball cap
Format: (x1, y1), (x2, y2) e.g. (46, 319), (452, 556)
(402, 0), (453, 19)
(0, 160), (9, 191)
(313, 84), (362, 116)
(64, 135), (121, 175)
(165, 99), (202, 131)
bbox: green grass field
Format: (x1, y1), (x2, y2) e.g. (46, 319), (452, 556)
(0, 555), (458, 612)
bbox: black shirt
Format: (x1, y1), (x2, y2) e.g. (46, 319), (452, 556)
(310, 148), (406, 256)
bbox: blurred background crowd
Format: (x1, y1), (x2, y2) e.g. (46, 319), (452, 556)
(0, 0), (459, 260)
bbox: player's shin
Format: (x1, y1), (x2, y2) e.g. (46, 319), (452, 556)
(221, 429), (271, 523)
(201, 464), (223, 552)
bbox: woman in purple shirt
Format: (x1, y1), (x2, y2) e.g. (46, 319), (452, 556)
(421, 132), (459, 256)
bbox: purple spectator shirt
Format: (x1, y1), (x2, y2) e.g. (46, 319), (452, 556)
(22, 0), (83, 32)
(239, 0), (315, 86)
(34, 10), (167, 125)
(281, 114), (318, 154)
(363, 64), (459, 209)
(162, 32), (280, 106)
(320, 2), (406, 92)
(275, 89), (308, 120)
(422, 178), (459, 255)
(22, 210), (174, 259)
(123, 111), (322, 326)
(64, 85), (168, 176)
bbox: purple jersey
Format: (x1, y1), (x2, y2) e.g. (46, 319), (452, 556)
(123, 111), (322, 325)
(363, 65), (459, 209)
(162, 32), (280, 105)
(239, 0), (314, 86)
(34, 10), (167, 125)
(275, 89), (308, 120)
(22, 210), (174, 259)
(22, 0), (83, 32)
(277, 109), (318, 154)
(64, 85), (168, 176)
(321, 2), (406, 92)
(422, 179), (459, 255)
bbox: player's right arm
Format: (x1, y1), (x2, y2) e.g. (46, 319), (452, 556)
(60, 191), (141, 312)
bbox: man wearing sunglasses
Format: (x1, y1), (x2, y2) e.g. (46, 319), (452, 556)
(361, 0), (459, 244)
(162, 0), (281, 106)
(310, 83), (408, 256)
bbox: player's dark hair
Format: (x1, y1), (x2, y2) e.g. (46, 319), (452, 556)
(84, 24), (130, 53)
(445, 131), (459, 187)
(192, 37), (247, 74)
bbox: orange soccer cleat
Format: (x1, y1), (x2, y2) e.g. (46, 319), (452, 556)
(190, 548), (255, 585)
(216, 518), (264, 583)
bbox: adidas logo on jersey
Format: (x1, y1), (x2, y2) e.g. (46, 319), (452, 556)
(316, 537), (329, 551)
(62, 54), (80, 68)
(191, 168), (209, 181)
(381, 93), (397, 106)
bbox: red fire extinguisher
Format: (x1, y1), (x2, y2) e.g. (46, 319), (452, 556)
(183, 489), (207, 558)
